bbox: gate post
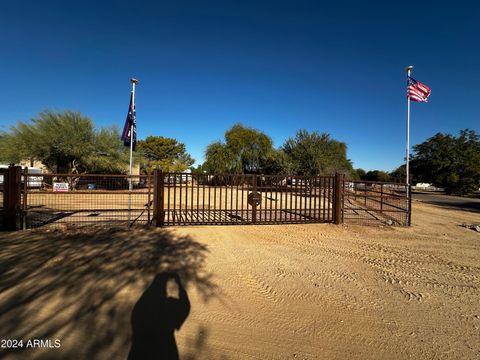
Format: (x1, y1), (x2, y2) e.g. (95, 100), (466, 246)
(4, 165), (22, 230)
(333, 173), (343, 225)
(153, 169), (165, 227)
(252, 174), (257, 224)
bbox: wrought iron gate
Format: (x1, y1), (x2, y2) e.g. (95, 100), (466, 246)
(153, 172), (339, 226)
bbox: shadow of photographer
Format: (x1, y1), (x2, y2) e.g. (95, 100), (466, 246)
(128, 272), (190, 360)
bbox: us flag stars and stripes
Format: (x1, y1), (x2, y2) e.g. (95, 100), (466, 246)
(407, 76), (431, 102)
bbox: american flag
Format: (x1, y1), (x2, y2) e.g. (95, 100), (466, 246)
(407, 76), (431, 102)
(121, 92), (136, 150)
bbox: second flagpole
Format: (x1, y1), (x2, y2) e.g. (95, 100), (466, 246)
(405, 65), (413, 186)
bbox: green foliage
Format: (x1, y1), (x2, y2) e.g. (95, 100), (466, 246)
(362, 170), (391, 182)
(224, 124), (273, 173)
(389, 165), (406, 183)
(353, 168), (365, 181)
(282, 130), (354, 176)
(204, 124), (274, 174)
(204, 141), (237, 174)
(260, 149), (294, 175)
(137, 136), (194, 173)
(83, 126), (134, 174)
(411, 129), (480, 195)
(0, 110), (130, 173)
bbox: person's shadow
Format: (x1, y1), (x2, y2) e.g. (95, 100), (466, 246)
(128, 272), (191, 360)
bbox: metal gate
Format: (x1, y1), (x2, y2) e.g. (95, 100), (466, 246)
(153, 172), (339, 226)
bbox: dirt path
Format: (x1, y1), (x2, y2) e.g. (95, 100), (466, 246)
(0, 201), (479, 359)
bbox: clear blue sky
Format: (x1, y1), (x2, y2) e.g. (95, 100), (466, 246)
(1, 0), (479, 171)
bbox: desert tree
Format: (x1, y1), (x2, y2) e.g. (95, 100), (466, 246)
(282, 129), (355, 176)
(411, 129), (480, 195)
(203, 124), (275, 174)
(0, 110), (131, 174)
(136, 136), (194, 173)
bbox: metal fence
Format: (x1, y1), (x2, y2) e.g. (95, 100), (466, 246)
(23, 173), (152, 229)
(154, 173), (337, 226)
(1, 166), (411, 230)
(342, 180), (410, 225)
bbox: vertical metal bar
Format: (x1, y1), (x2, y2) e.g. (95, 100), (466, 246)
(294, 176), (298, 221)
(364, 184), (367, 207)
(213, 176), (216, 223)
(147, 175), (151, 225)
(333, 173), (343, 224)
(218, 176), (222, 224)
(160, 172), (165, 227)
(173, 174), (177, 225)
(285, 176), (293, 221)
(4, 166), (22, 231)
(22, 167), (28, 230)
(342, 175), (345, 223)
(235, 175), (239, 222)
(184, 172), (188, 223)
(166, 174), (170, 225)
(274, 176), (277, 222)
(252, 174), (257, 224)
(407, 185), (412, 226)
(300, 176), (304, 221)
(325, 177), (329, 221)
(202, 174), (206, 223)
(279, 176), (283, 222)
(380, 184), (384, 213)
(316, 177), (320, 221)
(207, 175), (211, 223)
(195, 174), (199, 223)
(225, 176), (228, 223)
(241, 175), (245, 222)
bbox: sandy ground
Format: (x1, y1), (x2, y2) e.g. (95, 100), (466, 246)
(0, 201), (479, 360)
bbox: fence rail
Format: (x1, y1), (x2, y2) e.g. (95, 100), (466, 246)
(1, 166), (411, 230)
(342, 180), (410, 225)
(22, 173), (152, 229)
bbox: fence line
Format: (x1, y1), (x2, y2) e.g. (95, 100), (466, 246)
(0, 166), (411, 230)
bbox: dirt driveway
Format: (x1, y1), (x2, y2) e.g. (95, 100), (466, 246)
(0, 201), (479, 359)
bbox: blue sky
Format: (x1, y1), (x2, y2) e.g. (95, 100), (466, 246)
(1, 0), (479, 171)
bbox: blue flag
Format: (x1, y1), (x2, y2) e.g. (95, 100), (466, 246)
(121, 92), (136, 150)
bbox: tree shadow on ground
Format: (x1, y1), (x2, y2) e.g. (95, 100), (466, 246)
(0, 226), (217, 360)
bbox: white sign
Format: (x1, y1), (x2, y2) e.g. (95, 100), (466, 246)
(53, 182), (69, 192)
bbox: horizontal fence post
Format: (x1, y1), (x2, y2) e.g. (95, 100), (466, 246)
(153, 169), (165, 227)
(333, 173), (343, 225)
(4, 165), (22, 231)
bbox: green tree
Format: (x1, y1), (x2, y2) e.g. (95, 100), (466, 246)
(203, 141), (237, 174)
(282, 130), (354, 176)
(389, 165), (406, 183)
(411, 129), (480, 195)
(137, 136), (194, 173)
(260, 149), (294, 175)
(83, 126), (134, 174)
(0, 110), (130, 173)
(363, 170), (391, 182)
(204, 124), (275, 174)
(354, 168), (366, 180)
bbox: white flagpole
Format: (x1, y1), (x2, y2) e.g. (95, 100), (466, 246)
(128, 78), (139, 227)
(405, 65), (413, 186)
